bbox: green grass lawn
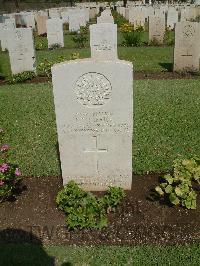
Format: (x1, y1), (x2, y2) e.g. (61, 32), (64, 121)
(0, 244), (199, 266)
(0, 46), (173, 78)
(0, 17), (199, 265)
(0, 79), (200, 176)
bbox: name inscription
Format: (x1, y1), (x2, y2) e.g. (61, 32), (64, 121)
(64, 112), (131, 135)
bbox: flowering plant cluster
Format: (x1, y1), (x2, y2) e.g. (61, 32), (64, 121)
(120, 23), (144, 33)
(120, 23), (134, 33)
(0, 129), (22, 201)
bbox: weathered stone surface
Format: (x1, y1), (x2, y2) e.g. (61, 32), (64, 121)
(7, 28), (36, 74)
(90, 23), (117, 60)
(68, 10), (80, 32)
(97, 9), (114, 24)
(89, 7), (97, 19)
(52, 59), (133, 191)
(174, 22), (200, 72)
(149, 14), (165, 44)
(0, 18), (15, 51)
(167, 8), (178, 29)
(129, 7), (145, 27)
(46, 18), (64, 48)
(49, 8), (60, 19)
(35, 14), (48, 36)
(61, 11), (69, 24)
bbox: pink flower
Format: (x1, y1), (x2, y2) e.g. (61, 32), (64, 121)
(0, 179), (4, 186)
(15, 168), (21, 177)
(0, 144), (9, 152)
(0, 163), (9, 173)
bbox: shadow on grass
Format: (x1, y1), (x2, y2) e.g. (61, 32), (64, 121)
(56, 141), (62, 176)
(159, 62), (173, 72)
(0, 228), (56, 265)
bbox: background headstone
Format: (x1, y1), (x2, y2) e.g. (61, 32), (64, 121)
(174, 22), (200, 72)
(46, 18), (64, 48)
(90, 23), (117, 60)
(35, 14), (48, 36)
(167, 8), (178, 29)
(1, 18), (15, 51)
(68, 10), (80, 32)
(97, 9), (114, 24)
(149, 15), (165, 44)
(7, 28), (36, 74)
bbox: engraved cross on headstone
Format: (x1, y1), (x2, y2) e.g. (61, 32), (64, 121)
(83, 136), (108, 174)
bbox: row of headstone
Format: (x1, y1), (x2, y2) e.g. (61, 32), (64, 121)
(118, 4), (200, 30)
(0, 7), (97, 38)
(0, 8), (115, 76)
(117, 6), (200, 71)
(52, 8), (133, 191)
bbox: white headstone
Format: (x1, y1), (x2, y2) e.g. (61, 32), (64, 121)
(79, 9), (87, 27)
(84, 8), (90, 22)
(129, 7), (145, 27)
(7, 28), (36, 74)
(69, 10), (80, 32)
(24, 12), (35, 29)
(51, 22), (133, 191)
(46, 18), (64, 48)
(90, 23), (117, 60)
(174, 22), (200, 72)
(149, 15), (165, 44)
(167, 8), (178, 30)
(97, 9), (114, 24)
(61, 11), (69, 24)
(1, 18), (15, 51)
(49, 8), (60, 19)
(35, 14), (48, 36)
(89, 8), (97, 19)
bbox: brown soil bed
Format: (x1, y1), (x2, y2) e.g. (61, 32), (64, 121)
(0, 76), (50, 86)
(0, 72), (200, 87)
(134, 71), (200, 80)
(0, 174), (199, 246)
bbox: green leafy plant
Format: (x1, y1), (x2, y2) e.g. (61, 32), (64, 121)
(0, 63), (4, 79)
(68, 30), (78, 35)
(49, 43), (62, 50)
(34, 37), (47, 50)
(112, 10), (128, 27)
(72, 32), (88, 48)
(123, 31), (143, 47)
(0, 129), (22, 202)
(35, 42), (44, 50)
(80, 25), (89, 35)
(164, 27), (174, 46)
(148, 38), (162, 46)
(37, 56), (67, 78)
(122, 24), (144, 47)
(56, 181), (125, 230)
(190, 15), (200, 22)
(7, 71), (36, 84)
(70, 52), (80, 60)
(155, 157), (200, 209)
